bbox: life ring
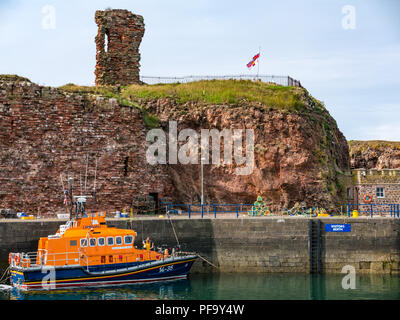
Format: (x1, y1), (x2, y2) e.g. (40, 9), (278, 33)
(363, 193), (372, 203)
(8, 253), (12, 265)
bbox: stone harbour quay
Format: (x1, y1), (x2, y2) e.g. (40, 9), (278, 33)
(1, 216), (400, 274)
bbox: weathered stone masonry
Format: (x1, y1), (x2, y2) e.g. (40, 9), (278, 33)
(95, 9), (145, 86)
(0, 77), (173, 215)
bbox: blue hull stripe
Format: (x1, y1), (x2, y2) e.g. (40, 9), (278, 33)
(11, 258), (196, 290)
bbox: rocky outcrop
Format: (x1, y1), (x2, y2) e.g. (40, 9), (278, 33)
(136, 84), (350, 212)
(0, 76), (349, 215)
(349, 140), (400, 169)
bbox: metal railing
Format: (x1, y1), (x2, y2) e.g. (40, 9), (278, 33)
(166, 203), (264, 219)
(346, 203), (400, 218)
(9, 249), (84, 268)
(140, 74), (302, 87)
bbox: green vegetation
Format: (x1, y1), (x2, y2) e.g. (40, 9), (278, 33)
(142, 110), (160, 129)
(121, 80), (307, 112)
(56, 80), (333, 130)
(59, 83), (120, 99)
(0, 74), (31, 82)
(58, 80), (327, 114)
(348, 140), (400, 153)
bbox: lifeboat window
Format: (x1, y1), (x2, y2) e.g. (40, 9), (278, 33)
(107, 237), (114, 246)
(98, 237), (105, 246)
(70, 240), (77, 246)
(115, 236), (122, 245)
(89, 238), (96, 247)
(124, 235), (133, 244)
(80, 239), (87, 247)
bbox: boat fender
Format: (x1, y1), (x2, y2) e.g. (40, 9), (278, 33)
(14, 253), (20, 266)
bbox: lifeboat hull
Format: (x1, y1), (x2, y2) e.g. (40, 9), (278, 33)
(10, 255), (197, 291)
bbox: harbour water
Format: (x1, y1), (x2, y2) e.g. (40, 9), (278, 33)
(1, 260), (399, 300)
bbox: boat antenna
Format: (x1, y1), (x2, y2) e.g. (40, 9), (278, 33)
(92, 156), (98, 213)
(79, 171), (82, 195)
(84, 153), (89, 194)
(93, 157), (98, 193)
(60, 173), (69, 213)
(68, 176), (74, 218)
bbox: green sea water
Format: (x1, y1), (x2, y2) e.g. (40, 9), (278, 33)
(1, 263), (400, 300)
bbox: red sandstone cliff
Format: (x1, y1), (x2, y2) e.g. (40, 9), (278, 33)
(138, 88), (350, 212)
(0, 76), (349, 215)
(349, 140), (400, 169)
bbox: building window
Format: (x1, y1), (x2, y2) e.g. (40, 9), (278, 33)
(377, 187), (385, 198)
(346, 187), (352, 199)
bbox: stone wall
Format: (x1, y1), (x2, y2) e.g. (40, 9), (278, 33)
(1, 217), (400, 274)
(0, 77), (173, 215)
(349, 169), (400, 207)
(95, 9), (145, 86)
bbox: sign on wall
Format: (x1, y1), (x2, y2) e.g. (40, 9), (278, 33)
(325, 224), (351, 232)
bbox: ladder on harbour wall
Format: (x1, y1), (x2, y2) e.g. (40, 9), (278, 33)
(309, 220), (322, 274)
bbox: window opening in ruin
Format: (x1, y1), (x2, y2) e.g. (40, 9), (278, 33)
(124, 156), (129, 177)
(104, 29), (109, 52)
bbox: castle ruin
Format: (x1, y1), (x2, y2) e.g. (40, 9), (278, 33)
(94, 9), (145, 86)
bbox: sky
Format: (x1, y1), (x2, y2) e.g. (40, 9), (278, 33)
(0, 0), (399, 141)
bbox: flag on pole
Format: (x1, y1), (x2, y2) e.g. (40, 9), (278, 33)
(246, 52), (260, 69)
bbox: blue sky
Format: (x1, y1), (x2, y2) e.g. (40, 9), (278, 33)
(0, 0), (399, 141)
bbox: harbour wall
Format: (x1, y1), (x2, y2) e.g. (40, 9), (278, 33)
(0, 217), (399, 274)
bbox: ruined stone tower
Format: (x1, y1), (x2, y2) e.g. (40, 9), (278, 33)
(95, 9), (145, 86)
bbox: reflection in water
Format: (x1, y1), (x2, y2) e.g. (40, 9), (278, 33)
(1, 260), (400, 300)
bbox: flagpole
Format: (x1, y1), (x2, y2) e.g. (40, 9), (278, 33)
(257, 46), (260, 80)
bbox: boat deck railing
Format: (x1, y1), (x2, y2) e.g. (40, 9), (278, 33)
(9, 249), (86, 269)
(9, 248), (184, 272)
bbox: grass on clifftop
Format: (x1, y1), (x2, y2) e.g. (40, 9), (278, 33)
(122, 80), (306, 112)
(348, 140), (400, 152)
(60, 80), (311, 113)
(0, 74), (31, 82)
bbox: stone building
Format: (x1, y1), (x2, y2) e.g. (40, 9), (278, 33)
(94, 9), (145, 86)
(346, 169), (400, 214)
